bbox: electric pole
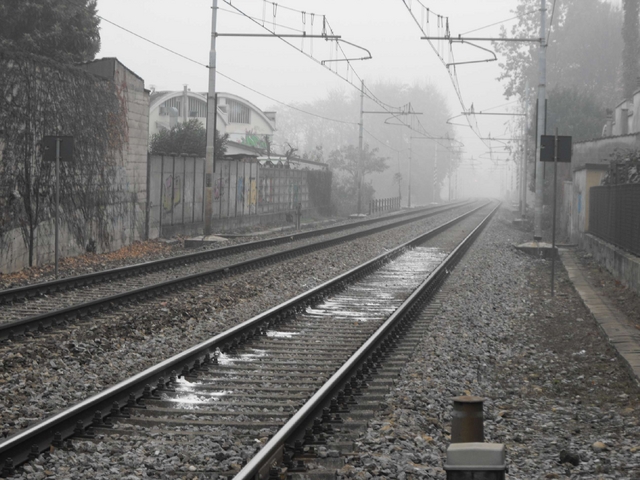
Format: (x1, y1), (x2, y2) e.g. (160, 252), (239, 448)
(521, 79), (529, 219)
(433, 141), (438, 203)
(204, 0), (218, 235)
(358, 80), (364, 215)
(533, 0), (547, 241)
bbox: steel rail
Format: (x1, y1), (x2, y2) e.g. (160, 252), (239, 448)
(235, 202), (500, 479)
(0, 202), (473, 342)
(0, 202), (490, 472)
(0, 202), (469, 306)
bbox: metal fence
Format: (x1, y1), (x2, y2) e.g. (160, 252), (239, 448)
(212, 159), (309, 218)
(589, 184), (640, 256)
(148, 155), (206, 234)
(149, 155), (319, 235)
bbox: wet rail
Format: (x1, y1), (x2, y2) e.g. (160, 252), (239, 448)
(0, 202), (474, 341)
(0, 201), (497, 476)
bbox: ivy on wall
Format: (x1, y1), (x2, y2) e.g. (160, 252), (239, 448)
(0, 48), (128, 266)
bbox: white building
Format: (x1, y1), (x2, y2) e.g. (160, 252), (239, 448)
(149, 87), (276, 156)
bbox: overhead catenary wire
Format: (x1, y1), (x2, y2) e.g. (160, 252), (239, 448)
(97, 13), (358, 127)
(460, 9), (539, 36)
(220, 1), (427, 127)
(219, 0), (464, 156)
(400, 0), (502, 152)
(218, 6), (304, 33)
(100, 1), (460, 156)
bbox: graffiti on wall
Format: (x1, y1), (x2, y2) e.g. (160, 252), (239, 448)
(162, 175), (182, 211)
(249, 179), (257, 206)
(237, 177), (244, 203)
(214, 178), (225, 200)
(241, 133), (268, 149)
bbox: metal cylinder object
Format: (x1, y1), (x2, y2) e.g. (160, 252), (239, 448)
(451, 395), (485, 443)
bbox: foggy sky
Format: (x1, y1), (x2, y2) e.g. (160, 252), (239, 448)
(96, 0), (619, 199)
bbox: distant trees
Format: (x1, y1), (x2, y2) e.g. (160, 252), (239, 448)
(0, 0), (101, 63)
(495, 0), (622, 108)
(150, 119), (228, 158)
(495, 0), (623, 144)
(546, 87), (606, 141)
(328, 144), (388, 214)
(272, 80), (455, 208)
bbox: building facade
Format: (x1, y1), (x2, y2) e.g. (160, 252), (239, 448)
(149, 88), (276, 156)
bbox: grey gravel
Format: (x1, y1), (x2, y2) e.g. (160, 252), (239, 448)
(337, 209), (640, 479)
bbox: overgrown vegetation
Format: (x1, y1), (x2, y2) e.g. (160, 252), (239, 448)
(150, 119), (228, 158)
(0, 48), (128, 265)
(603, 149), (640, 184)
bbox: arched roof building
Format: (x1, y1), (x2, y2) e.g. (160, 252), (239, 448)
(149, 88), (276, 155)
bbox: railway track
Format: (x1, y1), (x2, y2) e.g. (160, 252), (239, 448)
(0, 201), (498, 478)
(0, 202), (472, 341)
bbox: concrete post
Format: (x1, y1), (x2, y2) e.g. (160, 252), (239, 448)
(533, 0), (547, 240)
(204, 0), (218, 235)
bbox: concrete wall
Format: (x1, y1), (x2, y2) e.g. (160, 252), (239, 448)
(581, 233), (640, 296)
(571, 165), (608, 243)
(0, 58), (150, 274)
(80, 58), (150, 249)
(572, 134), (640, 170)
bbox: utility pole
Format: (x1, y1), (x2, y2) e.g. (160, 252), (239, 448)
(358, 80), (365, 215)
(407, 134), (413, 208)
(204, 0), (218, 235)
(433, 141), (438, 203)
(533, 0), (547, 241)
(521, 79), (529, 219)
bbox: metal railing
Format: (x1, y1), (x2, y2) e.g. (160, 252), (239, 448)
(369, 196), (401, 215)
(589, 184), (640, 257)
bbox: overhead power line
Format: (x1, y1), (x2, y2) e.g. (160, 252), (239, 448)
(461, 9), (539, 36)
(220, 0), (432, 132)
(100, 3), (459, 154)
(98, 13), (357, 126)
(399, 0), (493, 150)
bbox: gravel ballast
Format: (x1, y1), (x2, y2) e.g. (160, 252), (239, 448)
(0, 206), (479, 444)
(7, 204), (636, 479)
(337, 209), (640, 479)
